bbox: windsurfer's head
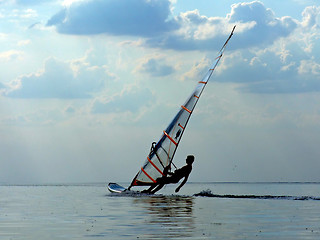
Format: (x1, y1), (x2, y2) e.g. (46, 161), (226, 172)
(186, 155), (194, 165)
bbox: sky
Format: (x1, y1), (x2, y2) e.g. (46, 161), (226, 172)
(1, 0), (320, 184)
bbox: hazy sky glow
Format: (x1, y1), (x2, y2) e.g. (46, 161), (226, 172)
(1, 0), (320, 184)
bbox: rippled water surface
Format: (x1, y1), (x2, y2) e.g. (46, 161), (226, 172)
(1, 183), (320, 239)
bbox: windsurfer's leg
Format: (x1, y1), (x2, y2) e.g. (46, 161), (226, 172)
(149, 176), (172, 193)
(142, 183), (157, 193)
(150, 183), (164, 194)
(142, 177), (167, 193)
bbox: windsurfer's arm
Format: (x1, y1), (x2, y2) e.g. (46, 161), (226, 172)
(163, 165), (172, 176)
(175, 175), (189, 193)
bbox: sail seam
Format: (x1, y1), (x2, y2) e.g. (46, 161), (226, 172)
(155, 152), (165, 169)
(147, 156), (164, 176)
(141, 167), (157, 183)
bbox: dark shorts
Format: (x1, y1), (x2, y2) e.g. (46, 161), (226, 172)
(156, 176), (179, 184)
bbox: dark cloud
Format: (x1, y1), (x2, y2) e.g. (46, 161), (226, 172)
(5, 58), (114, 98)
(47, 1), (298, 51)
(47, 0), (179, 37)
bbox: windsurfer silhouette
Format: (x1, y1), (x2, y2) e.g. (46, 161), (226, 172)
(142, 155), (194, 194)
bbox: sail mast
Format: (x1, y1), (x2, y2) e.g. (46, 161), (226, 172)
(129, 26), (236, 189)
(168, 25), (236, 166)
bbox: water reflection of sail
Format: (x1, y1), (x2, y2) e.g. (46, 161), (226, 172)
(133, 196), (195, 239)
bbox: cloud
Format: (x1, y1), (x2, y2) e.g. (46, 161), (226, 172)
(7, 8), (38, 19)
(47, 0), (179, 37)
(147, 1), (298, 51)
(43, 1), (320, 95)
(14, 0), (53, 5)
(191, 3), (320, 94)
(5, 57), (115, 98)
(145, 9), (231, 51)
(181, 57), (211, 81)
(64, 105), (76, 114)
(17, 39), (31, 47)
(227, 2), (297, 48)
(217, 44), (320, 94)
(299, 59), (320, 75)
(135, 56), (176, 77)
(0, 82), (6, 90)
(0, 33), (8, 40)
(92, 85), (154, 114)
(0, 50), (24, 61)
(301, 5), (320, 28)
(47, 1), (298, 52)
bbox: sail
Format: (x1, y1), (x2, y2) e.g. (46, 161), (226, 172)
(129, 26), (236, 188)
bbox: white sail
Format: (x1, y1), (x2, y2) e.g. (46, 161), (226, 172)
(129, 26), (236, 188)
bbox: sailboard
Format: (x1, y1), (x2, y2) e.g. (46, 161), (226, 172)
(108, 26), (236, 194)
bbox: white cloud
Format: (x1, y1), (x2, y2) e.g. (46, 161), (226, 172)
(0, 50), (24, 61)
(188, 2), (319, 94)
(91, 85), (155, 115)
(146, 1), (298, 51)
(4, 57), (115, 98)
(0, 81), (6, 89)
(0, 33), (8, 40)
(17, 39), (31, 46)
(181, 57), (210, 81)
(298, 59), (320, 75)
(218, 44), (320, 94)
(62, 0), (83, 7)
(135, 56), (176, 77)
(64, 105), (76, 114)
(301, 5), (320, 28)
(8, 8), (38, 19)
(14, 0), (53, 5)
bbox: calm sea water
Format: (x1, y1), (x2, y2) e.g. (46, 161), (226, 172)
(1, 183), (320, 239)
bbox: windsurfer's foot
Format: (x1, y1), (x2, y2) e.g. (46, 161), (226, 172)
(141, 189), (150, 193)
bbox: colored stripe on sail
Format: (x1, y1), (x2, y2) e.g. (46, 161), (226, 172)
(141, 167), (157, 183)
(181, 105), (192, 114)
(147, 156), (164, 176)
(163, 131), (178, 146)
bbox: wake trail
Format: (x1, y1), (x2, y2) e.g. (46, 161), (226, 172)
(194, 189), (320, 201)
